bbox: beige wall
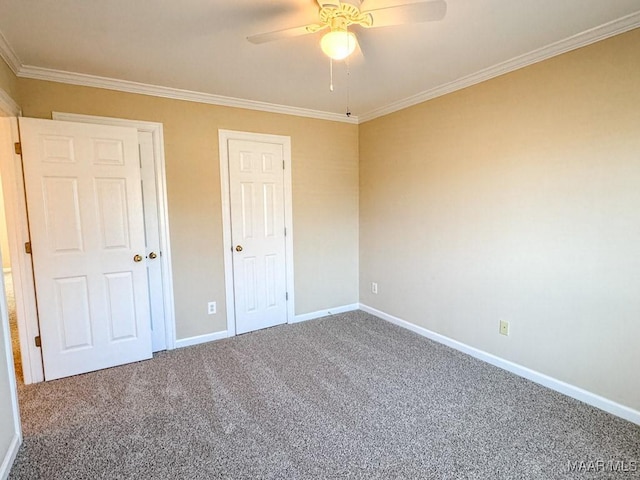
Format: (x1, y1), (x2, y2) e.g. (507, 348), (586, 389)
(18, 80), (359, 338)
(360, 28), (640, 411)
(0, 57), (18, 103)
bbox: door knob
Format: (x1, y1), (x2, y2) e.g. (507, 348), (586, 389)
(235, 245), (243, 252)
(133, 254), (143, 262)
(148, 252), (157, 259)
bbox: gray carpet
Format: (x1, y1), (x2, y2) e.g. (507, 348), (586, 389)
(9, 311), (640, 479)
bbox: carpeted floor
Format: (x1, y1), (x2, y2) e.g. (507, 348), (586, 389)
(4, 271), (22, 383)
(8, 311), (640, 479)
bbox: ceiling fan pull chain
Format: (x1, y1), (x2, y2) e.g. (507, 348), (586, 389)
(345, 59), (351, 117)
(329, 58), (334, 92)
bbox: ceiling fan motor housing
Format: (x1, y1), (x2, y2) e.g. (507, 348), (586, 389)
(319, 3), (373, 30)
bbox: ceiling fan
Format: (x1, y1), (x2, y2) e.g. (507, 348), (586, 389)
(248, 0), (447, 61)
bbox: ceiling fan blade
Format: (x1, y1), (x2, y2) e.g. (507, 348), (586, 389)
(364, 0), (447, 28)
(247, 24), (326, 44)
(316, 0), (340, 8)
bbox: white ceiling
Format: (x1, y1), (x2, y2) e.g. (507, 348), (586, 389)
(0, 0), (639, 122)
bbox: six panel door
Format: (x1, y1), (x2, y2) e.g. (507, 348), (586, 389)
(228, 139), (287, 335)
(19, 117), (152, 380)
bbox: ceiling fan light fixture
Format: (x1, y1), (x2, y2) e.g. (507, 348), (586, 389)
(320, 30), (357, 60)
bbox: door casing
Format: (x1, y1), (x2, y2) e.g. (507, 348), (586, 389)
(0, 98), (43, 384)
(218, 130), (295, 336)
(0, 87), (23, 473)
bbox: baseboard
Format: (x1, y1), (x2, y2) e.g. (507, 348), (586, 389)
(359, 304), (640, 426)
(176, 304), (359, 346)
(292, 303), (360, 324)
(174, 330), (228, 349)
(0, 433), (21, 480)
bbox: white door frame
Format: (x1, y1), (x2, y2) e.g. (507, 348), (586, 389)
(218, 130), (295, 336)
(0, 91), (44, 384)
(0, 87), (23, 475)
(52, 112), (176, 351)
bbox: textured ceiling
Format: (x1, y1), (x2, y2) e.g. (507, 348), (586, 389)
(0, 0), (639, 120)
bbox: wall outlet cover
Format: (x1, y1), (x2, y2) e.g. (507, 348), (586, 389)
(499, 320), (509, 336)
(208, 302), (217, 315)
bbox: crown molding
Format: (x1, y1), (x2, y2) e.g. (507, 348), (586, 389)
(0, 30), (21, 75)
(17, 65), (359, 124)
(358, 11), (640, 123)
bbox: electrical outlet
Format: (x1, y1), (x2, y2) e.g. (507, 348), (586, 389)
(207, 302), (217, 315)
(371, 282), (378, 294)
(499, 320), (509, 336)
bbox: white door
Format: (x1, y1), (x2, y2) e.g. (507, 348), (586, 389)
(139, 131), (166, 351)
(51, 112), (173, 353)
(228, 139), (287, 334)
(19, 117), (152, 380)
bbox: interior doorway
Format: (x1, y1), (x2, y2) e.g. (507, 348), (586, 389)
(3, 269), (20, 380)
(0, 167), (20, 381)
(0, 110), (36, 385)
(218, 130), (295, 336)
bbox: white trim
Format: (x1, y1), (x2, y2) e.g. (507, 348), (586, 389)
(0, 116), (42, 384)
(174, 330), (228, 349)
(19, 66), (358, 125)
(0, 30), (21, 75)
(0, 434), (21, 480)
(359, 304), (640, 426)
(51, 112), (177, 351)
(0, 89), (20, 118)
(218, 130), (295, 337)
(292, 304), (360, 324)
(358, 12), (640, 122)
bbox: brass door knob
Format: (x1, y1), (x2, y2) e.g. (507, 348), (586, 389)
(235, 245), (243, 252)
(148, 252), (158, 259)
(133, 254), (143, 262)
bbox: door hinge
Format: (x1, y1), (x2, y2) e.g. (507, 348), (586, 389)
(24, 241), (32, 254)
(283, 160), (285, 170)
(286, 292), (289, 301)
(34, 335), (41, 347)
(284, 227), (287, 237)
(14, 142), (22, 155)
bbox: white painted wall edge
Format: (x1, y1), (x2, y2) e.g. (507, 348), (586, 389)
(174, 331), (228, 349)
(0, 434), (20, 480)
(292, 304), (360, 324)
(359, 304), (640, 426)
